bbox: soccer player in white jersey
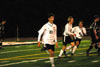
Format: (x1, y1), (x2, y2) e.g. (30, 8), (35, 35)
(38, 13), (58, 67)
(58, 16), (76, 58)
(69, 21), (87, 55)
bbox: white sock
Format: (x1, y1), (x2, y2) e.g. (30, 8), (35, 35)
(50, 57), (54, 66)
(66, 45), (72, 50)
(72, 46), (77, 54)
(59, 49), (64, 57)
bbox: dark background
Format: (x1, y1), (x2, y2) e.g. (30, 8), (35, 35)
(0, 0), (100, 38)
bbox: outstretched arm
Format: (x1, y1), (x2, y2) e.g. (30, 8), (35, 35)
(37, 25), (46, 47)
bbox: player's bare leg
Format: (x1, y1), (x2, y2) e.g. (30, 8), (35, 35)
(48, 49), (55, 67)
(58, 45), (66, 58)
(71, 41), (79, 55)
(64, 42), (75, 56)
(64, 45), (72, 56)
(70, 42), (75, 56)
(66, 45), (72, 50)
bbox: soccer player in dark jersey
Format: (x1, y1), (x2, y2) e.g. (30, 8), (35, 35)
(86, 15), (100, 56)
(0, 20), (6, 49)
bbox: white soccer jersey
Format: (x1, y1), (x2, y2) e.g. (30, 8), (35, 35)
(72, 26), (86, 39)
(38, 22), (57, 45)
(63, 23), (74, 36)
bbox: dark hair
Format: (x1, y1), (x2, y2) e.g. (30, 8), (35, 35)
(48, 13), (55, 18)
(94, 15), (99, 20)
(79, 20), (84, 24)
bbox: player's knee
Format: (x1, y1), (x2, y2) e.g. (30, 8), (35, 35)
(50, 52), (54, 56)
(76, 42), (79, 46)
(76, 43), (79, 47)
(62, 46), (66, 50)
(71, 42), (75, 47)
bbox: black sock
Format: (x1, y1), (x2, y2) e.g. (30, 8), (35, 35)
(95, 44), (98, 49)
(87, 45), (93, 52)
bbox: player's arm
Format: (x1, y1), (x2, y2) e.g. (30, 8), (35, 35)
(93, 25), (98, 39)
(38, 33), (42, 48)
(65, 25), (76, 36)
(38, 25), (46, 47)
(55, 25), (58, 48)
(93, 30), (98, 39)
(82, 28), (87, 35)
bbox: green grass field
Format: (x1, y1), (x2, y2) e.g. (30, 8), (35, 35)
(0, 40), (100, 67)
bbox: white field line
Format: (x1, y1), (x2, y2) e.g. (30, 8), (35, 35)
(0, 45), (89, 54)
(0, 57), (54, 67)
(0, 49), (40, 54)
(0, 51), (98, 67)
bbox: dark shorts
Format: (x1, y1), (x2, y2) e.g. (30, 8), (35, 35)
(97, 32), (100, 42)
(62, 35), (74, 46)
(45, 44), (55, 51)
(74, 38), (82, 47)
(74, 38), (81, 43)
(90, 33), (97, 43)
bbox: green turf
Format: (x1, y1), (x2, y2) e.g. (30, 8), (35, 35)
(0, 40), (100, 67)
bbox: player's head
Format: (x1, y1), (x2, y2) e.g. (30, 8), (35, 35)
(94, 15), (99, 22)
(68, 16), (74, 24)
(48, 13), (55, 23)
(1, 20), (6, 25)
(79, 20), (83, 28)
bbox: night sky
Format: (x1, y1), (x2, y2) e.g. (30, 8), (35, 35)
(0, 0), (100, 38)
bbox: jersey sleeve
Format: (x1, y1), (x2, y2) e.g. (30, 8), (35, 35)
(90, 23), (97, 30)
(93, 24), (97, 30)
(38, 25), (46, 42)
(65, 24), (73, 35)
(83, 27), (87, 35)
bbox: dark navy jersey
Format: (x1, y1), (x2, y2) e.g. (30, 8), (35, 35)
(97, 27), (100, 37)
(90, 22), (98, 32)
